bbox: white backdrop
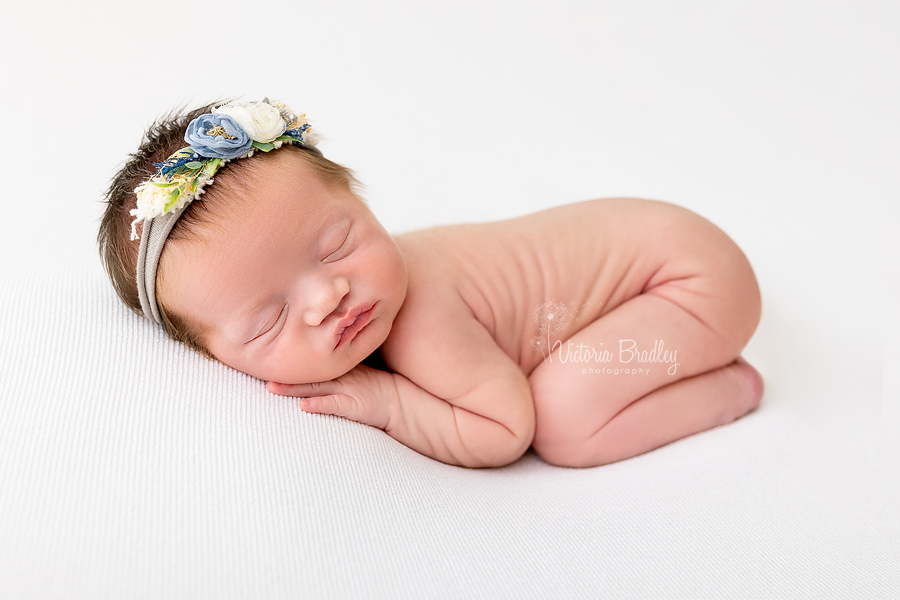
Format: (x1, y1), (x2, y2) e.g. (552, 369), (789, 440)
(0, 1), (897, 598)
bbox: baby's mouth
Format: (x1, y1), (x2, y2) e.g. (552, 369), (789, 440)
(334, 303), (376, 349)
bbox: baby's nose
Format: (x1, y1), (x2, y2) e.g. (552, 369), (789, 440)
(303, 277), (350, 327)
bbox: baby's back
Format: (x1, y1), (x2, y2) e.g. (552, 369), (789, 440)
(391, 197), (674, 375)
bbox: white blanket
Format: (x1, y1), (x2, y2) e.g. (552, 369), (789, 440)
(0, 1), (896, 598)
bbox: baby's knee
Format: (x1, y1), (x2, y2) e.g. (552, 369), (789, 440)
(700, 221), (763, 354)
(722, 249), (762, 354)
(657, 226), (762, 358)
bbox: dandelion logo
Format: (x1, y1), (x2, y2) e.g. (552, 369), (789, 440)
(530, 298), (572, 361)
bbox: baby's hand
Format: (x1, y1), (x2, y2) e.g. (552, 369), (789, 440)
(266, 364), (398, 430)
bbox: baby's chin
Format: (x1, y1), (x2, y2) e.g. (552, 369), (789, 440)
(254, 352), (373, 386)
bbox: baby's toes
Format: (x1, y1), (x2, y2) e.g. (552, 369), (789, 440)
(732, 357), (764, 418)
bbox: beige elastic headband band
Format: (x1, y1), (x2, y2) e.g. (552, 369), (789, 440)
(135, 204), (189, 324)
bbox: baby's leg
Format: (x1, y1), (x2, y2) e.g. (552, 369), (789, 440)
(531, 292), (762, 467)
(529, 205), (762, 468)
(579, 354), (762, 466)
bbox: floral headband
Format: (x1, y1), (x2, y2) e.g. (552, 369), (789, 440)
(132, 98), (318, 324)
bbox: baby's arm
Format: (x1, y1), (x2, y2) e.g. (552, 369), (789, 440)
(270, 291), (535, 468)
(381, 301), (535, 467)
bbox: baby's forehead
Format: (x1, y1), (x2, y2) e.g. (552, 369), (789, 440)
(202, 153), (342, 225)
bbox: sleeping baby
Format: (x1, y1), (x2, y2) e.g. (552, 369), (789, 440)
(99, 98), (763, 468)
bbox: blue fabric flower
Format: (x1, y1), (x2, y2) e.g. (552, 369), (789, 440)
(184, 114), (253, 159)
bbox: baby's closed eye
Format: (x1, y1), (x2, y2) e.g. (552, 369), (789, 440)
(247, 303), (288, 344)
(322, 226), (352, 262)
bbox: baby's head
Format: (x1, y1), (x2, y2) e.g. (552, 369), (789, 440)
(99, 99), (408, 385)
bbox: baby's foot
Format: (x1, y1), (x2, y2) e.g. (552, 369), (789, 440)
(730, 356), (764, 421)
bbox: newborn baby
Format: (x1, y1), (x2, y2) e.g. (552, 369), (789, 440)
(100, 99), (763, 469)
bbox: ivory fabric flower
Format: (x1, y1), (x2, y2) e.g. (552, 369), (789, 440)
(133, 182), (169, 216)
(131, 182), (175, 239)
(184, 113), (253, 159)
(213, 102), (286, 143)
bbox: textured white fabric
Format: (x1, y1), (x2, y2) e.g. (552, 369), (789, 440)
(0, 264), (897, 599)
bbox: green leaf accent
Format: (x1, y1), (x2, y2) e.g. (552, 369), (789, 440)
(252, 141), (275, 152)
(151, 181), (179, 188)
(185, 161), (202, 169)
(164, 186), (184, 213)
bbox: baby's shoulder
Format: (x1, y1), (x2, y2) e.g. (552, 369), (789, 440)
(378, 246), (507, 396)
(388, 224), (496, 342)
(391, 225), (472, 279)
(380, 236), (470, 364)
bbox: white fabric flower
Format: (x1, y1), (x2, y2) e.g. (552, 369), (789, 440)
(213, 102), (286, 143)
(133, 182), (169, 218)
(130, 183), (171, 239)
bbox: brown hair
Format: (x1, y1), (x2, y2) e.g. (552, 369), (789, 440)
(98, 100), (362, 359)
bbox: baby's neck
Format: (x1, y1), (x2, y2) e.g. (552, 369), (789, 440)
(361, 346), (389, 372)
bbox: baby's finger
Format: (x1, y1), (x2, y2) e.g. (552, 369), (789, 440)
(267, 381), (331, 397)
(300, 393), (374, 426)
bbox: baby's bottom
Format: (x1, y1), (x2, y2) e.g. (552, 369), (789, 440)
(529, 207), (763, 468)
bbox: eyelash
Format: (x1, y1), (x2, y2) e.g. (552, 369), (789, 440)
(260, 304), (287, 337)
(323, 228), (351, 261)
(252, 303), (287, 343)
